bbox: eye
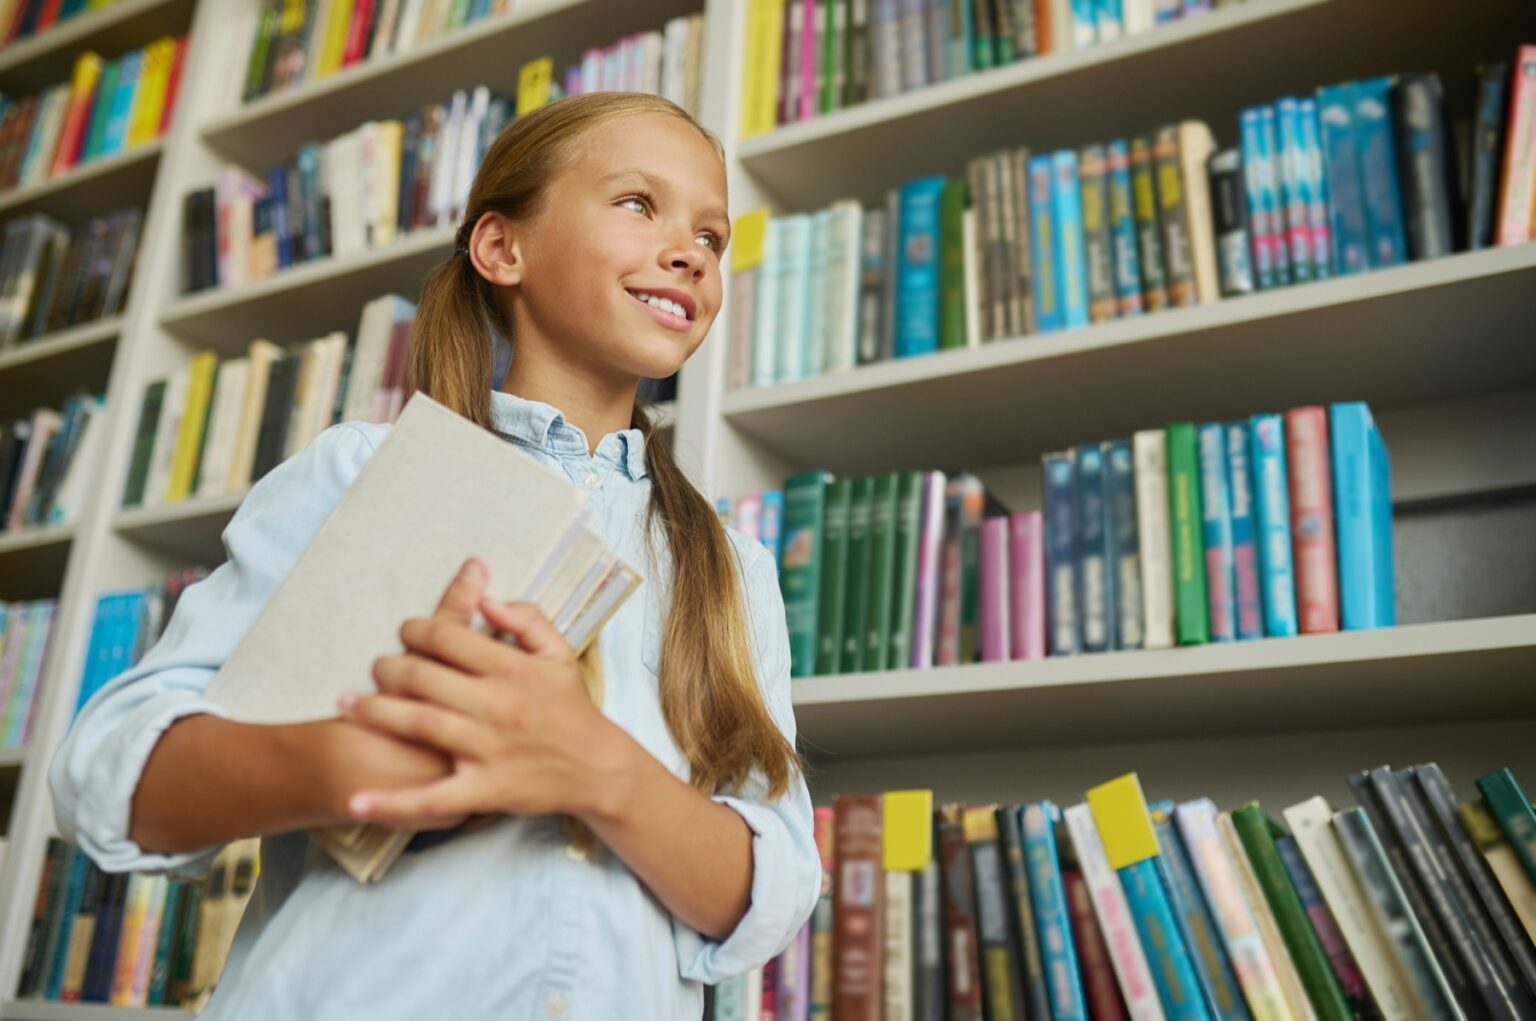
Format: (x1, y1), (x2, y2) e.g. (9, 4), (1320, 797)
(695, 231), (722, 252)
(618, 194), (652, 216)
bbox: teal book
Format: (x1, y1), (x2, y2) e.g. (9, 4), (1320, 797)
(840, 476), (875, 673)
(81, 58), (120, 162)
(781, 471), (832, 677)
(101, 48), (143, 156)
(1477, 768), (1536, 885)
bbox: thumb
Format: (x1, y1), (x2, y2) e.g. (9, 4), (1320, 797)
(480, 600), (572, 661)
(434, 559), (489, 625)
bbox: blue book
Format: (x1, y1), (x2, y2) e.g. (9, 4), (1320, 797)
(1073, 444), (1113, 653)
(1104, 439), (1143, 650)
(1316, 82), (1369, 275)
(1197, 423), (1236, 643)
(1028, 155), (1063, 332)
(1069, 0), (1098, 48)
(760, 489), (785, 566)
(1052, 150), (1090, 329)
(752, 217), (783, 388)
(1256, 104), (1291, 285)
(1022, 802), (1089, 1021)
(1297, 97), (1332, 279)
(1329, 402), (1395, 630)
(894, 175), (947, 357)
(1105, 140), (1143, 317)
(1238, 108), (1278, 290)
(1150, 803), (1253, 1021)
(43, 848), (91, 999)
(1225, 422), (1263, 641)
(1275, 97), (1314, 284)
(101, 49), (144, 156)
(71, 594), (118, 719)
(81, 58), (120, 162)
(1249, 415), (1298, 637)
(1351, 75), (1409, 270)
(269, 165), (293, 270)
(1096, 0), (1124, 39)
(778, 214), (815, 382)
(1043, 452), (1079, 655)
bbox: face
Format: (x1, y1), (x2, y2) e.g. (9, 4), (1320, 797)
(489, 113), (729, 385)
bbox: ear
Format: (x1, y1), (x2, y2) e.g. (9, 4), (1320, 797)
(467, 211), (524, 288)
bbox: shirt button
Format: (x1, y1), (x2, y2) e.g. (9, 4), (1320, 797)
(565, 842), (589, 862)
(546, 994), (568, 1017)
(584, 473), (601, 489)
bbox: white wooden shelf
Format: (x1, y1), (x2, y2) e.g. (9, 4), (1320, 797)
(0, 0), (196, 94)
(200, 0), (702, 170)
(792, 614), (1536, 760)
(1, 1003), (190, 1021)
(0, 141), (163, 223)
(722, 244), (1536, 477)
(0, 320), (121, 420)
(0, 749), (25, 770)
(0, 523), (75, 558)
(738, 0), (1527, 208)
(159, 225), (454, 346)
(115, 490), (244, 565)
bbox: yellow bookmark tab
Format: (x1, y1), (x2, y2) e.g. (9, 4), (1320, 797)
(882, 789), (933, 871)
(731, 209), (770, 272)
(1087, 773), (1161, 870)
(516, 57), (554, 115)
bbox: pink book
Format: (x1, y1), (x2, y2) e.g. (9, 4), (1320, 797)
(910, 471), (946, 669)
(1009, 511), (1046, 660)
(776, 918), (813, 1021)
(1496, 46), (1536, 245)
(733, 492), (763, 541)
(1285, 407), (1339, 633)
(798, 0), (820, 122)
(979, 516), (1011, 662)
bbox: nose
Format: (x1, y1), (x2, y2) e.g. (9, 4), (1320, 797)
(660, 242), (706, 282)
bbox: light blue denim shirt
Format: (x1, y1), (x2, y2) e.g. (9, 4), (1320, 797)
(49, 390), (820, 1020)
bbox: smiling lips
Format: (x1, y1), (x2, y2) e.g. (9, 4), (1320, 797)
(627, 288), (696, 332)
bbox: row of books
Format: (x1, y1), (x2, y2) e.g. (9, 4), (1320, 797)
(0, 0), (119, 45)
(713, 765), (1536, 1021)
(727, 51), (1536, 388)
(0, 208), (142, 346)
(0, 38), (187, 195)
(70, 570), (207, 725)
(737, 0), (1245, 137)
(16, 836), (259, 1009)
(0, 598), (57, 750)
(2, 393), (107, 534)
(122, 293), (416, 508)
(720, 399), (1390, 678)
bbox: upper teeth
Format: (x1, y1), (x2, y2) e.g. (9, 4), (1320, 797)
(634, 292), (687, 319)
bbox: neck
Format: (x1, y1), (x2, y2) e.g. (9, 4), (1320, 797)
(497, 347), (637, 453)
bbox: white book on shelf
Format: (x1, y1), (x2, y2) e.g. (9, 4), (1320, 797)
(49, 398), (105, 524)
(1132, 429), (1175, 649)
(639, 30), (664, 97)
(392, 0), (426, 54)
(1124, 0), (1154, 33)
(1219, 810), (1319, 1021)
(373, 120), (403, 248)
(197, 356), (250, 500)
(1179, 120), (1222, 305)
(343, 294), (401, 423)
(962, 205), (981, 349)
(661, 17), (689, 106)
(1051, 0), (1074, 52)
(309, 332), (349, 440)
(370, 0), (405, 60)
(683, 14), (705, 117)
(141, 370), (188, 510)
(283, 340), (325, 459)
(823, 199), (863, 374)
(433, 89), (467, 228)
(453, 87), (489, 223)
(6, 408), (60, 529)
(357, 121), (379, 249)
(884, 869), (915, 1021)
(227, 340), (282, 492)
(805, 208), (833, 378)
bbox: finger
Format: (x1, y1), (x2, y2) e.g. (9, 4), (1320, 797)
(399, 615), (530, 679)
(339, 693), (497, 760)
(433, 558), (490, 625)
(481, 600), (574, 661)
(348, 774), (485, 825)
(372, 654), (498, 718)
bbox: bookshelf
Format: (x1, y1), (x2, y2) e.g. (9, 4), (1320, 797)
(0, 1003), (189, 1021)
(0, 0), (1530, 1013)
(0, 0), (195, 93)
(0, 141), (163, 221)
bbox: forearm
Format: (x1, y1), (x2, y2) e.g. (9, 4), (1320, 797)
(130, 714), (345, 853)
(581, 733), (753, 942)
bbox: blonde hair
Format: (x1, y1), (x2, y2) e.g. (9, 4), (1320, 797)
(408, 92), (798, 801)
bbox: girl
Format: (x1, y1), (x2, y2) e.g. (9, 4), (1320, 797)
(50, 93), (820, 1018)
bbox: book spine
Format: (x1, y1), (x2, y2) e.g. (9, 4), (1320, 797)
(1352, 76), (1408, 268)
(781, 471), (828, 677)
(1296, 97), (1331, 278)
(1007, 147), (1035, 335)
(779, 214), (814, 382)
(910, 470), (947, 668)
(1476, 769), (1536, 902)
(1247, 415), (1297, 637)
(809, 806), (835, 1021)
(1151, 814), (1251, 1021)
(1009, 510), (1045, 660)
(1028, 154), (1062, 331)
(1065, 867), (1131, 1020)
(936, 479), (965, 666)
(1000, 807), (1053, 1020)
(1207, 148), (1255, 297)
(967, 808), (1026, 1019)
(939, 177), (970, 350)
(1080, 144), (1118, 322)
(833, 794), (884, 1021)
(1042, 452), (1078, 655)
(884, 870), (915, 1020)
(815, 478), (853, 675)
(940, 805), (986, 1021)
(1121, 857), (1211, 1021)
(889, 470), (923, 670)
(1130, 136), (1168, 311)
(1238, 108), (1278, 290)
(1106, 139), (1145, 316)
(1224, 422), (1262, 640)
(1024, 802), (1089, 1021)
(840, 476), (874, 673)
(1469, 61), (1510, 250)
(1273, 835), (1380, 1018)
(1392, 73), (1454, 261)
(895, 176), (946, 357)
(1153, 125), (1196, 307)
(979, 516), (1010, 661)
(1328, 402), (1394, 631)
(1196, 423), (1235, 643)
(862, 473), (899, 670)
(1275, 97), (1314, 284)
(752, 217), (782, 386)
(1132, 430), (1174, 649)
(1316, 83), (1369, 275)
(1284, 407), (1338, 633)
(1104, 439), (1142, 650)
(1073, 443), (1113, 653)
(1052, 149), (1090, 328)
(857, 206), (886, 364)
(1165, 423), (1207, 645)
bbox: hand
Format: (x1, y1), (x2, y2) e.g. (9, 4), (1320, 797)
(338, 561), (630, 827)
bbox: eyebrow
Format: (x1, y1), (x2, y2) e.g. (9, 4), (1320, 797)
(600, 168), (729, 228)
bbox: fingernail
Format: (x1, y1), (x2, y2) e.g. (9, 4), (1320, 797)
(349, 793), (373, 817)
(459, 559), (487, 583)
(338, 693), (358, 712)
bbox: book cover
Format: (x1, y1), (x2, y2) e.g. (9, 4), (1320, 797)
(841, 475), (874, 673)
(779, 214), (815, 382)
(1052, 149), (1090, 328)
(1328, 402), (1394, 631)
(1165, 422), (1207, 645)
(1042, 452), (1078, 655)
(1080, 144), (1118, 322)
(1008, 510), (1046, 660)
(1316, 82), (1369, 275)
(1106, 139), (1146, 316)
(1247, 415), (1297, 637)
(1284, 407), (1339, 633)
(1073, 443), (1114, 653)
(895, 175), (947, 357)
(783, 470), (831, 677)
(1028, 154), (1063, 331)
(1391, 73), (1455, 261)
(1352, 76), (1408, 269)
(833, 793), (885, 1021)
(1024, 801), (1089, 1021)
(1196, 423), (1235, 643)
(1223, 422), (1262, 641)
(939, 175), (970, 350)
(816, 477), (854, 675)
(1206, 147), (1254, 297)
(1064, 861), (1131, 1021)
(1153, 125), (1197, 307)
(1132, 430), (1174, 649)
(1130, 136), (1169, 311)
(939, 804), (986, 1021)
(810, 805), (835, 1021)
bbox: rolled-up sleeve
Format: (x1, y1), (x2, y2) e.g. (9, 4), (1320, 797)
(49, 423), (382, 876)
(672, 541), (821, 984)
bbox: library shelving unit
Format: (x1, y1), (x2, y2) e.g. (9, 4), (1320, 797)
(0, 0), (1532, 1016)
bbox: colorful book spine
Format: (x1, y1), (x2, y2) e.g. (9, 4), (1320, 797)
(1224, 422), (1262, 640)
(1284, 407), (1338, 634)
(1206, 148), (1254, 298)
(1196, 423), (1235, 643)
(761, 488), (786, 565)
(1153, 124), (1196, 307)
(1316, 82), (1369, 275)
(1029, 154), (1063, 332)
(1133, 430), (1174, 650)
(979, 516), (1011, 662)
(966, 806), (1026, 1020)
(1273, 834), (1377, 1019)
(895, 175), (947, 358)
(1106, 140), (1145, 317)
(810, 805), (835, 1021)
(1073, 443), (1113, 653)
(1328, 402), (1394, 631)
(910, 470), (947, 668)
(1296, 97), (1331, 278)
(1024, 802), (1089, 1021)
(1065, 866), (1131, 1021)
(833, 794), (885, 1021)
(1238, 108), (1279, 290)
(781, 471), (831, 677)
(1352, 75), (1408, 269)
(939, 804), (986, 1021)
(1247, 415), (1297, 638)
(1495, 47), (1536, 246)
(1009, 511), (1046, 660)
(1275, 97), (1314, 284)
(1043, 452), (1078, 655)
(1104, 439), (1143, 650)
(1165, 423), (1207, 646)
(1255, 105), (1291, 285)
(779, 214), (815, 382)
(1130, 136), (1168, 311)
(1053, 149), (1090, 329)
(1080, 144), (1118, 323)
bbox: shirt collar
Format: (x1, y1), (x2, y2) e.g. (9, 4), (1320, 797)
(487, 390), (649, 481)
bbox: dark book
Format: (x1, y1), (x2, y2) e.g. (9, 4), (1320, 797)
(44, 227), (92, 333)
(168, 878), (203, 1004)
(1153, 124), (1196, 307)
(77, 212), (125, 323)
(938, 804), (985, 1021)
(146, 881), (187, 1006)
(284, 161), (305, 265)
(25, 229), (70, 338)
(0, 420), (25, 520)
(242, 1), (279, 102)
(1392, 73), (1456, 261)
(998, 805), (1052, 1021)
(856, 206), (886, 364)
(833, 793), (884, 1021)
(1080, 144), (1117, 323)
(83, 871), (128, 1002)
(59, 862), (107, 1001)
(268, 164), (292, 269)
(914, 846), (946, 1021)
(297, 142), (325, 261)
(26, 392), (89, 525)
(182, 189), (209, 293)
(966, 806), (1026, 1021)
(122, 380), (166, 507)
(1208, 147), (1255, 297)
(251, 351), (298, 481)
(17, 838), (66, 998)
(397, 114), (422, 236)
(1468, 61), (1510, 251)
(1130, 135), (1169, 311)
(844, 0), (870, 107)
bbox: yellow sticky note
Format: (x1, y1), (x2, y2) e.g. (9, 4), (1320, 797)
(730, 209), (770, 272)
(882, 789), (933, 871)
(516, 57), (554, 116)
(1087, 773), (1160, 871)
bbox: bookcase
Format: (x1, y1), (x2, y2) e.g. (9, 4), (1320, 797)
(0, 0), (1533, 1017)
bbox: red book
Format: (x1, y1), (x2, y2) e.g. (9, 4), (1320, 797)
(49, 57), (103, 177)
(937, 804), (984, 1021)
(1495, 45), (1536, 245)
(158, 36), (188, 136)
(33, 0), (63, 33)
(341, 0), (376, 67)
(832, 793), (884, 1021)
(1063, 868), (1130, 1021)
(1285, 406), (1340, 633)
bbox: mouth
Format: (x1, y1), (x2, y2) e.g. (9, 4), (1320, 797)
(625, 287), (696, 333)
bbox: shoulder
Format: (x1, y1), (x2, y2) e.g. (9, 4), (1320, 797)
(723, 525), (776, 595)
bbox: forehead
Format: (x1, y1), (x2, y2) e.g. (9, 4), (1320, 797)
(567, 114), (728, 205)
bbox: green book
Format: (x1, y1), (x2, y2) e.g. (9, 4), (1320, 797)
(840, 476), (875, 674)
(1165, 421), (1209, 645)
(939, 177), (969, 350)
(781, 471), (831, 678)
(1231, 805), (1354, 1021)
(888, 470), (927, 671)
(816, 478), (854, 676)
(820, 0), (842, 114)
(863, 471), (902, 671)
(122, 380), (166, 508)
(1476, 768), (1536, 884)
(146, 880), (184, 1005)
(973, 0), (995, 70)
(958, 477), (982, 662)
(82, 59), (120, 163)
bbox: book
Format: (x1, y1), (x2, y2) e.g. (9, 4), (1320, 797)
(1285, 407), (1339, 634)
(1133, 430), (1175, 649)
(1008, 510), (1046, 660)
(1207, 148), (1255, 297)
(1107, 139), (1146, 316)
(1073, 443), (1114, 653)
(888, 470), (926, 671)
(1224, 422), (1262, 641)
(1042, 451), (1078, 655)
(816, 477), (854, 674)
(1329, 403), (1394, 631)
(966, 805), (1026, 1019)
(1053, 148), (1090, 328)
(1477, 769), (1536, 887)
(1165, 422), (1207, 646)
(863, 471), (901, 671)
(998, 805), (1052, 1020)
(841, 475), (875, 673)
(1247, 414), (1297, 638)
(1392, 73), (1455, 261)
(1024, 801), (1089, 1021)
(1469, 60), (1510, 250)
(1196, 423), (1236, 643)
(895, 175), (948, 357)
(909, 470), (946, 668)
(1130, 135), (1170, 311)
(782, 470), (832, 677)
(1352, 76), (1408, 269)
(834, 793), (885, 1021)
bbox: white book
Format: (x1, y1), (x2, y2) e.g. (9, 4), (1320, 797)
(777, 214), (814, 383)
(357, 122), (379, 249)
(453, 87), (489, 223)
(392, 0), (426, 53)
(661, 17), (689, 106)
(433, 90), (467, 227)
(227, 340), (282, 492)
(142, 370), (189, 510)
(751, 218), (782, 388)
(639, 30), (664, 96)
(683, 13), (705, 117)
(1132, 429), (1175, 649)
(1064, 803), (1166, 1020)
(197, 357), (250, 499)
(1220, 811), (1318, 1021)
(370, 0), (404, 59)
(823, 200), (863, 374)
(1179, 120), (1222, 305)
(49, 399), (104, 525)
(962, 205), (981, 349)
(1124, 0), (1155, 33)
(1284, 798), (1422, 1021)
(309, 333), (348, 440)
(909, 471), (946, 669)
(284, 341), (323, 460)
(344, 295), (402, 424)
(884, 870), (915, 1021)
(19, 88), (68, 186)
(1051, 0), (1074, 52)
(804, 209), (833, 377)
(742, 968), (764, 1021)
